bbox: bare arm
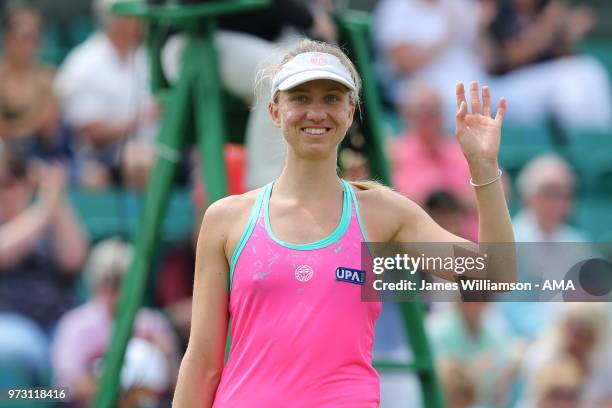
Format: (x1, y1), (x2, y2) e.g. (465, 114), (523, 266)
(172, 199), (231, 407)
(0, 162), (66, 269)
(453, 82), (514, 248)
(501, 28), (559, 70)
(37, 162), (87, 274)
(51, 202), (89, 275)
(0, 203), (55, 269)
(498, 2), (568, 69)
(391, 83), (515, 284)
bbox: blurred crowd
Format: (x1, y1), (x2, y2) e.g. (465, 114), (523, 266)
(0, 0), (611, 407)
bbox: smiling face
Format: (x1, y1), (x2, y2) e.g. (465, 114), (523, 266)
(268, 79), (356, 161)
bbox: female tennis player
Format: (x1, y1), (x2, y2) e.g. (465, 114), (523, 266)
(173, 39), (515, 407)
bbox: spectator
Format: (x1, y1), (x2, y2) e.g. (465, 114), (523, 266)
(427, 302), (518, 407)
(156, 239), (195, 349)
(388, 83), (477, 240)
(483, 0), (611, 130)
(518, 303), (612, 407)
(373, 0), (490, 126)
(437, 359), (477, 408)
(52, 239), (179, 408)
(162, 0), (338, 189)
(0, 313), (49, 388)
(497, 154), (589, 338)
(424, 190), (465, 237)
(0, 143), (88, 390)
(532, 356), (583, 408)
(55, 0), (159, 190)
(0, 3), (72, 162)
(0, 144), (88, 331)
(373, 0), (611, 130)
(339, 149), (369, 182)
(484, 0), (595, 74)
(513, 153), (584, 242)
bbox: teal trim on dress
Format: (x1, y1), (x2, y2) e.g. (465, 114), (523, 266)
(263, 180), (351, 250)
(345, 180), (377, 263)
(229, 186), (267, 290)
(345, 180), (370, 242)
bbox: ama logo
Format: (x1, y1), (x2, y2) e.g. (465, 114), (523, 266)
(336, 267), (365, 285)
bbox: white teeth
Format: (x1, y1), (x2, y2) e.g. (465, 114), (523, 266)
(303, 128), (327, 135)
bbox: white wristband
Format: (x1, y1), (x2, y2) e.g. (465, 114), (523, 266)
(469, 168), (502, 188)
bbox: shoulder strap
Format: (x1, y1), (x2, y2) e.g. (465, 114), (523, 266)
(342, 179), (370, 242)
(228, 185), (269, 290)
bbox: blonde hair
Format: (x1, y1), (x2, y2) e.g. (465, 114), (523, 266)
(258, 39), (362, 106)
(347, 179), (389, 191)
(84, 238), (133, 290)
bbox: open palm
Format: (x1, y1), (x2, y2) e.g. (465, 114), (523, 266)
(455, 82), (506, 166)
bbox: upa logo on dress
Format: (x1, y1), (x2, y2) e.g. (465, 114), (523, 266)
(336, 267), (365, 285)
(295, 265), (314, 282)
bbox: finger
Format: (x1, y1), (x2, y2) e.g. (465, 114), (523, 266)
(470, 81), (481, 114)
(482, 86), (491, 117)
(495, 97), (507, 123)
(456, 101), (467, 124)
(456, 83), (467, 109)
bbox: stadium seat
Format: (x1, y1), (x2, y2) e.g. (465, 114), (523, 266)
(69, 188), (194, 242)
(0, 363), (54, 408)
(564, 130), (612, 195)
(572, 196), (612, 242)
(579, 37), (612, 77)
(39, 21), (64, 65)
(498, 121), (554, 180)
(382, 108), (405, 136)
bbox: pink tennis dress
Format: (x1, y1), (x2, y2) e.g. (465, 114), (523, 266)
(212, 180), (382, 407)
